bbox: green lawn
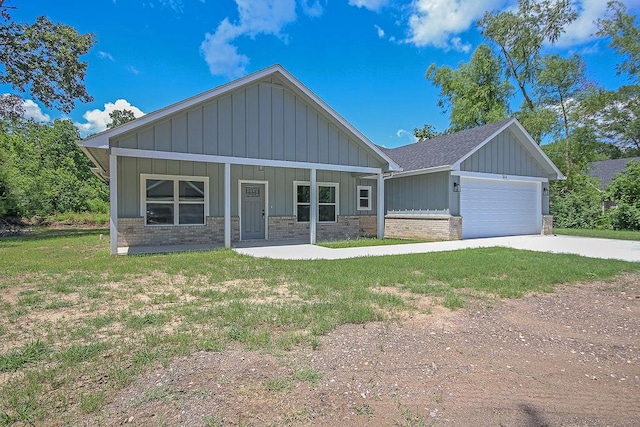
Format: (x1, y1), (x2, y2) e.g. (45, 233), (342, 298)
(0, 228), (639, 425)
(554, 227), (640, 241)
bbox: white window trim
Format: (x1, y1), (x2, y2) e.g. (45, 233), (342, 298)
(140, 173), (209, 226)
(357, 185), (372, 211)
(293, 180), (339, 223)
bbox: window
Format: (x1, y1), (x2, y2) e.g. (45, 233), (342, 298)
(294, 181), (339, 223)
(357, 185), (372, 211)
(142, 174), (208, 225)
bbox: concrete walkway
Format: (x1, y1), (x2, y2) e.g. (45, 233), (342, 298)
(234, 235), (640, 263)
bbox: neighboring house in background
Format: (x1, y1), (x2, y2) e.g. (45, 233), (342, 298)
(78, 66), (565, 254)
(587, 157), (640, 210)
(587, 157), (640, 188)
(381, 119), (564, 240)
(78, 65), (400, 254)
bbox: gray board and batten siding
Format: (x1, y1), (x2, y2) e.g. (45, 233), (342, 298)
(459, 129), (548, 178)
(112, 77), (385, 170)
(385, 171), (449, 214)
(117, 158), (377, 218)
(383, 124), (553, 216)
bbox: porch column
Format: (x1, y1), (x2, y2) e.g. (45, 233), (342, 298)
(224, 163), (231, 248)
(310, 168), (317, 244)
(377, 172), (384, 239)
(109, 153), (118, 255)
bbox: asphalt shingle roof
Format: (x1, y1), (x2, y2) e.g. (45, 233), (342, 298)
(381, 118), (513, 172)
(587, 157), (640, 188)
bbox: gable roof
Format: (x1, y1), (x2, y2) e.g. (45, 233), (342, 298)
(381, 118), (563, 180)
(78, 64), (400, 176)
(587, 157), (640, 188)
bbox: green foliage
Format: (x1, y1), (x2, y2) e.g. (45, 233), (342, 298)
(478, 0), (577, 110)
(549, 174), (604, 229)
(413, 124), (442, 141)
(108, 109), (136, 129)
(606, 161), (640, 230)
(426, 44), (512, 131)
(0, 13), (95, 114)
(598, 0), (640, 82)
(0, 118), (108, 218)
(581, 85), (640, 153)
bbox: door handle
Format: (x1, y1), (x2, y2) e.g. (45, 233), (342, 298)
(262, 209), (265, 219)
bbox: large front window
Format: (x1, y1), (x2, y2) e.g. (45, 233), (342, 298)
(294, 181), (338, 223)
(142, 174), (208, 225)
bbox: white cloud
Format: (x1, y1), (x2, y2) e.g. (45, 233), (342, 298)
(98, 51), (114, 61)
(406, 0), (503, 51)
(74, 99), (145, 135)
(301, 0), (324, 17)
(348, 0), (388, 12)
(396, 129), (417, 143)
(374, 24), (385, 38)
(200, 0), (297, 78)
(556, 0), (640, 48)
(22, 99), (50, 122)
(128, 65), (141, 75)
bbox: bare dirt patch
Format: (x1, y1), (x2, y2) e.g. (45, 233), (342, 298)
(94, 274), (640, 426)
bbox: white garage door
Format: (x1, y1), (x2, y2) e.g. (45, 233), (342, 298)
(460, 177), (541, 239)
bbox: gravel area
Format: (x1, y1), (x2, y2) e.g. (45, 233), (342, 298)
(95, 273), (640, 426)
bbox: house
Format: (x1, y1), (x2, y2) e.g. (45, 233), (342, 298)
(78, 66), (565, 254)
(78, 65), (401, 254)
(587, 156), (640, 210)
(381, 118), (564, 240)
(587, 157), (640, 188)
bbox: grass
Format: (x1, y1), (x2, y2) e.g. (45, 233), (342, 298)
(0, 227), (639, 425)
(554, 228), (640, 241)
(319, 237), (429, 248)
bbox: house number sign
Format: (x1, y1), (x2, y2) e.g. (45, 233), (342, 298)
(245, 186), (261, 198)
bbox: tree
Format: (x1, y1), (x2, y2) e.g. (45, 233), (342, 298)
(0, 2), (95, 114)
(426, 44), (513, 132)
(549, 174), (604, 229)
(108, 109), (136, 129)
(606, 161), (640, 230)
(581, 2), (640, 154)
(478, 0), (577, 110)
(598, 0), (640, 82)
(413, 124), (442, 141)
(535, 53), (591, 171)
(581, 86), (640, 153)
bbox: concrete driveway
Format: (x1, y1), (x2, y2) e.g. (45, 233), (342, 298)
(234, 235), (640, 262)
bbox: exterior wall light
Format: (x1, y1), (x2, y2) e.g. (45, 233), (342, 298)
(453, 182), (461, 192)
(542, 186), (549, 196)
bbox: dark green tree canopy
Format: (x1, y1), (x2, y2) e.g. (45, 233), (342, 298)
(108, 109), (137, 129)
(0, 2), (95, 114)
(426, 44), (513, 132)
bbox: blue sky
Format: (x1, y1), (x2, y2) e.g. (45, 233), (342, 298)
(7, 0), (640, 148)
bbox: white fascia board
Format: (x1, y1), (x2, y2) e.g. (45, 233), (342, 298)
(110, 147), (382, 174)
(510, 119), (565, 180)
(382, 165), (451, 179)
(80, 146), (108, 175)
(451, 119), (564, 181)
(452, 119), (516, 169)
(451, 170), (549, 183)
(78, 64), (400, 172)
(78, 65), (285, 149)
(276, 67), (401, 172)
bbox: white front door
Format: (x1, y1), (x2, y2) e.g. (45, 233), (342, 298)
(460, 177), (541, 239)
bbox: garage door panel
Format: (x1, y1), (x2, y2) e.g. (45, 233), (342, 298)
(460, 177), (541, 239)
